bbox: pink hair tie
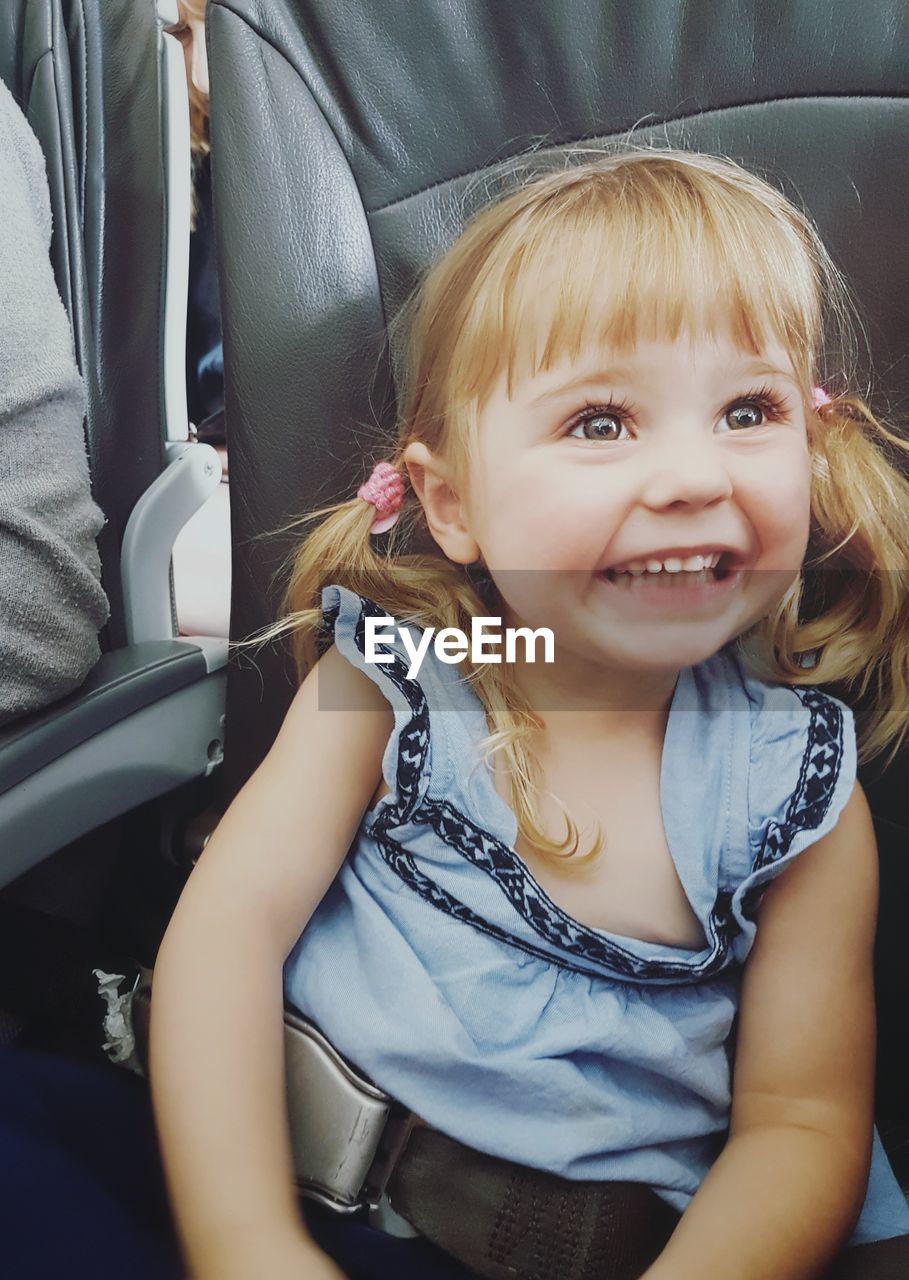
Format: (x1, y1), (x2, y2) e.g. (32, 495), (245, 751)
(811, 386), (832, 408)
(357, 461), (405, 533)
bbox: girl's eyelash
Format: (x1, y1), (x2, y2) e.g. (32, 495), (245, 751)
(566, 398), (635, 432)
(564, 386), (791, 436)
(735, 385), (790, 420)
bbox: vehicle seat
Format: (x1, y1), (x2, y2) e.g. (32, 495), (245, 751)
(0, 0), (227, 887)
(207, 0), (908, 1175)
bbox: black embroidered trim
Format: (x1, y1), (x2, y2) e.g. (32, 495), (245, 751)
(333, 592), (730, 981)
(420, 796), (730, 981)
(372, 827), (614, 978)
(351, 606), (430, 822)
(753, 687), (844, 872)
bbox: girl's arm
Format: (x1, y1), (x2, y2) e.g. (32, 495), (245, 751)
(644, 781), (878, 1280)
(150, 644), (393, 1280)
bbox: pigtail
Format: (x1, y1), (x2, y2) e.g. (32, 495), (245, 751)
(245, 459), (602, 867)
(278, 495), (396, 679)
(243, 458), (458, 681)
(748, 396), (909, 767)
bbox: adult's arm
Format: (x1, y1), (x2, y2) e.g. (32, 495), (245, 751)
(0, 81), (109, 726)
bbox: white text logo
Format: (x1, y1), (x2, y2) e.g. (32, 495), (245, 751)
(364, 616), (555, 680)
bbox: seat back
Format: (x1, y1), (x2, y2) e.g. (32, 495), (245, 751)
(0, 0), (26, 105)
(208, 0), (909, 790)
(0, 3), (226, 887)
(6, 0), (172, 643)
(208, 0), (908, 1141)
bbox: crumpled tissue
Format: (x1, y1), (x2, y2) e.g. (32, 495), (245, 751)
(93, 969), (144, 1076)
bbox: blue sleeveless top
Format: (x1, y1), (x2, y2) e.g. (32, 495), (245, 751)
(284, 584), (909, 1245)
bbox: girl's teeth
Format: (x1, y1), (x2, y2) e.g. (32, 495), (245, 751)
(610, 567), (715, 587)
(615, 552), (721, 575)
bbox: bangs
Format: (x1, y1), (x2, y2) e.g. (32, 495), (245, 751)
(444, 157), (823, 407)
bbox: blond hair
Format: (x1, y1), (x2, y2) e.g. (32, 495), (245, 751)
(256, 148), (909, 866)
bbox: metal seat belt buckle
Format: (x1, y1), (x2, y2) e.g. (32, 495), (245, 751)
(283, 1010), (420, 1214)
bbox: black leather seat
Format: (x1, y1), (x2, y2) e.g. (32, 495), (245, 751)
(208, 0), (908, 1170)
(6, 0), (169, 618)
(0, 0), (226, 886)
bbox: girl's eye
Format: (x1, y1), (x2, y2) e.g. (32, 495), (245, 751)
(566, 407), (630, 442)
(720, 390), (788, 432)
(724, 402), (765, 430)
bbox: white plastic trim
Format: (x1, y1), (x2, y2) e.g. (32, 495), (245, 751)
(158, 16), (192, 443)
(121, 443), (222, 644)
(191, 634), (230, 674)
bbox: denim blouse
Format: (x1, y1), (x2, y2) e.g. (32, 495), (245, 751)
(284, 584), (909, 1245)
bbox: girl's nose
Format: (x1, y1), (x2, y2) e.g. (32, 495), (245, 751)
(639, 439), (734, 511)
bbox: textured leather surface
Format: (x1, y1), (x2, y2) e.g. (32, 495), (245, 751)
(209, 0), (909, 1144)
(63, 0), (166, 640)
(209, 0), (909, 787)
(7, 0), (169, 646)
(0, 0), (26, 99)
(21, 2), (89, 392)
(213, 0), (909, 215)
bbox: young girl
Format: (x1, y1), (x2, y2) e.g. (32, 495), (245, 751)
(150, 149), (909, 1280)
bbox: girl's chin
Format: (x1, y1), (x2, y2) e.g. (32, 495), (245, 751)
(564, 620), (749, 676)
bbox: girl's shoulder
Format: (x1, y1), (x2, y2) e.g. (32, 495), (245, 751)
(320, 581), (481, 706)
(319, 583), (489, 821)
(716, 643), (856, 845)
(670, 642), (856, 847)
(700, 644), (858, 960)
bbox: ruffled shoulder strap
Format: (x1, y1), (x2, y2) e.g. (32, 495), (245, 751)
(320, 583), (486, 824)
(718, 661), (857, 961)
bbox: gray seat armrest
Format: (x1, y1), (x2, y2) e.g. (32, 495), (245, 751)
(0, 641), (207, 793)
(0, 639), (227, 887)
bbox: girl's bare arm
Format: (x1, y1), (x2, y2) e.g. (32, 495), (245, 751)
(644, 781), (878, 1280)
(150, 644), (393, 1279)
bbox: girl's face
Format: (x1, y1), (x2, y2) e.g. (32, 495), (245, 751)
(411, 332), (812, 680)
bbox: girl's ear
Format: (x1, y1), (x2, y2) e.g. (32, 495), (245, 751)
(403, 442), (480, 565)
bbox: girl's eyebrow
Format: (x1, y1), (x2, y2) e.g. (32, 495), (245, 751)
(529, 365), (636, 406)
(528, 358), (798, 406)
(737, 359), (799, 384)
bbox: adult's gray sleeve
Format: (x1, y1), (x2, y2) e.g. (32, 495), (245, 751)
(0, 81), (110, 725)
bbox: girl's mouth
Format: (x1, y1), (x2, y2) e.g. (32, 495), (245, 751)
(604, 550), (742, 588)
(599, 550), (747, 609)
